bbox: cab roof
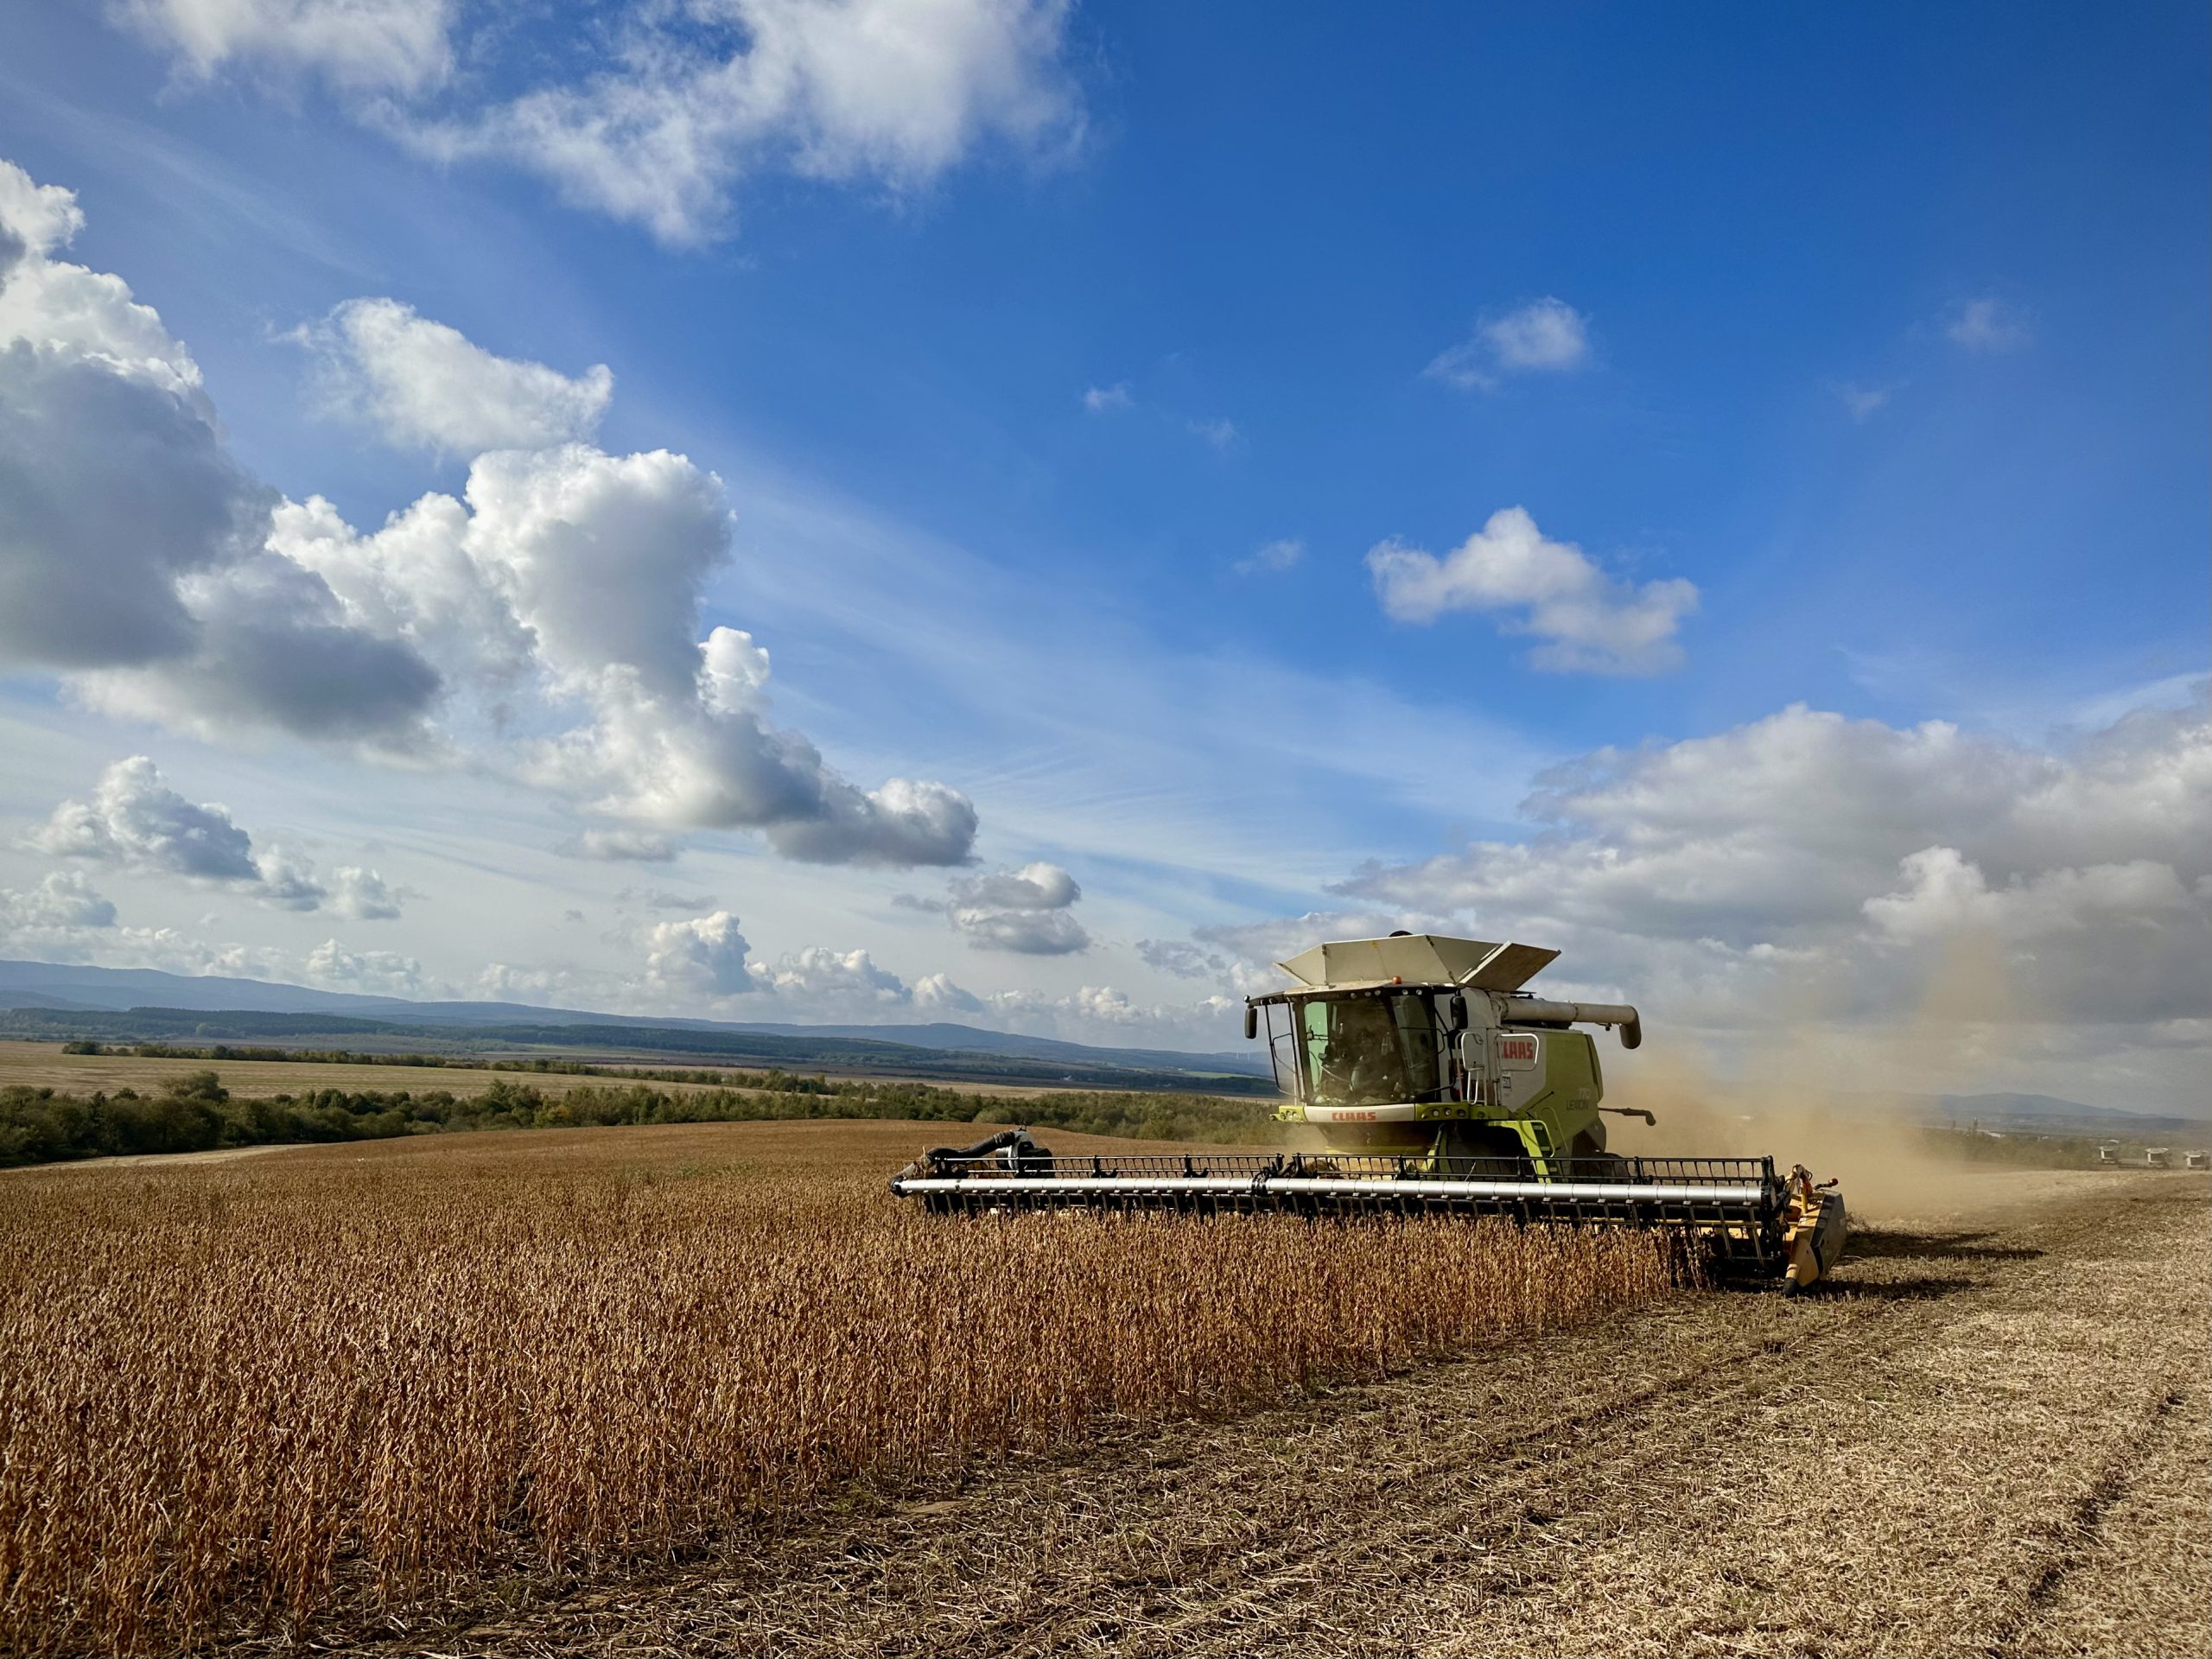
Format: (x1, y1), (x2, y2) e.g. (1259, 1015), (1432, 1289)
(1273, 934), (1559, 993)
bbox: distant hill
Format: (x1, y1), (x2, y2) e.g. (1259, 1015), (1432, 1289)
(0, 959), (423, 1018)
(1936, 1091), (2129, 1123)
(1927, 1092), (2202, 1135)
(0, 960), (1266, 1076)
(5, 989), (105, 1012)
(0, 959), (1273, 1094)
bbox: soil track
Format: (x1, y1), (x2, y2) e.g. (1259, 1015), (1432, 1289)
(432, 1171), (2208, 1659)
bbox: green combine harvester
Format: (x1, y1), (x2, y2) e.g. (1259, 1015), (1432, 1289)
(891, 932), (1848, 1289)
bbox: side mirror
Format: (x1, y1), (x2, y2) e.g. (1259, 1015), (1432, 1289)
(1447, 992), (1467, 1030)
(1243, 1004), (1259, 1041)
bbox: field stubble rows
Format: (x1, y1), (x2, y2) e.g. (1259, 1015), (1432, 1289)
(0, 1122), (1688, 1655)
(435, 1167), (2209, 1659)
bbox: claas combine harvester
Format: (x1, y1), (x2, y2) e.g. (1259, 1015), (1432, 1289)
(892, 932), (1849, 1290)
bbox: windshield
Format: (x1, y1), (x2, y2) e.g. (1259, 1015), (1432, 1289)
(1299, 993), (1444, 1108)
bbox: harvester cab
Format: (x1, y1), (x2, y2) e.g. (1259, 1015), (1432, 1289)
(1247, 931), (1643, 1174)
(891, 932), (1848, 1290)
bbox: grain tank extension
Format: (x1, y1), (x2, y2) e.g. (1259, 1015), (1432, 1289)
(891, 933), (1848, 1289)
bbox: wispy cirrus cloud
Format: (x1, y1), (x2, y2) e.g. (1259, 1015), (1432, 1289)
(1082, 379), (1240, 453)
(1945, 296), (2033, 354)
(1833, 380), (1897, 422)
(1234, 537), (1304, 576)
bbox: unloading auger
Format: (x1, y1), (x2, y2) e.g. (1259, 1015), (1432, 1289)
(890, 932), (1849, 1289)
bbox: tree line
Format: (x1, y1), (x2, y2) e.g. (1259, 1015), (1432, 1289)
(0, 1071), (1274, 1168)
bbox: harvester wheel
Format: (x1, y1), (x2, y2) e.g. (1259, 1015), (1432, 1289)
(1440, 1124), (1535, 1176)
(1567, 1132), (1633, 1183)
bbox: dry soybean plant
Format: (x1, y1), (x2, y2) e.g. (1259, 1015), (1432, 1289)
(0, 1130), (1691, 1653)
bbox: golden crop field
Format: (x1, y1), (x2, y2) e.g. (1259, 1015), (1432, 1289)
(0, 1122), (1685, 1655)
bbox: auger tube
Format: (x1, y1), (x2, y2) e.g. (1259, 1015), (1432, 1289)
(1510, 999), (1642, 1047)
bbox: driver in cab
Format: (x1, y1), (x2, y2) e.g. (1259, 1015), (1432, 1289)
(1320, 1007), (1399, 1106)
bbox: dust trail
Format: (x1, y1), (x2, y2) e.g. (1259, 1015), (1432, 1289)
(1605, 926), (2038, 1222)
(1259, 927), (2049, 1224)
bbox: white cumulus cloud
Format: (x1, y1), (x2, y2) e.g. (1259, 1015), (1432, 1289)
(27, 757), (359, 912)
(253, 845), (329, 911)
(30, 757), (260, 882)
(950, 861), (1079, 910)
(904, 860), (1091, 955)
(301, 297), (613, 454)
(1862, 848), (2193, 945)
(394, 0), (1085, 243)
(1330, 692), (2212, 1039)
(292, 442), (977, 866)
(635, 917), (923, 1017)
(0, 161), (442, 741)
(756, 944), (909, 1007)
(912, 970), (984, 1014)
(305, 937), (427, 995)
(1367, 506), (1697, 674)
(962, 982), (1241, 1048)
(0, 160), (978, 871)
(0, 871), (118, 935)
(331, 866), (404, 920)
(114, 0), (455, 92)
(644, 909), (758, 997)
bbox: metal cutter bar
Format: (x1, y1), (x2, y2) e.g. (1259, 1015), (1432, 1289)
(889, 1145), (1790, 1273)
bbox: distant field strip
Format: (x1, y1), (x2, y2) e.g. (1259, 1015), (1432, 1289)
(0, 1123), (1687, 1655)
(0, 1039), (1155, 1103)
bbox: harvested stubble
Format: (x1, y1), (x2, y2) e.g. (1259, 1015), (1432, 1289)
(0, 1128), (1688, 1654)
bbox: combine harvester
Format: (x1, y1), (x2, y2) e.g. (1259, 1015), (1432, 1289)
(893, 933), (1849, 1290)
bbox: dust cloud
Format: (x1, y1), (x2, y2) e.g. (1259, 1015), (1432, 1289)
(1604, 926), (2041, 1223)
(1255, 926), (2062, 1224)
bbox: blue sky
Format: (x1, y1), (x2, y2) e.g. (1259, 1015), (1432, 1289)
(0, 2), (2205, 1107)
